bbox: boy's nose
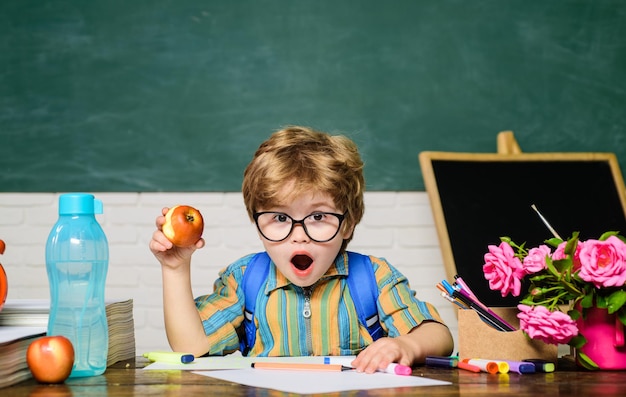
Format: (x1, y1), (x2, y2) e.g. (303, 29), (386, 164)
(290, 223), (310, 242)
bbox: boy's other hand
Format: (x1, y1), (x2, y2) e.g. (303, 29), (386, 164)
(149, 207), (204, 270)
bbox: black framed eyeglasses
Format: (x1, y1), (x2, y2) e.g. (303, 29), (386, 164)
(253, 211), (347, 242)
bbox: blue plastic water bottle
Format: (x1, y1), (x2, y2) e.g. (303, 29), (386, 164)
(46, 193), (109, 377)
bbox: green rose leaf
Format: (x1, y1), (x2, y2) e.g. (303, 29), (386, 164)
(607, 290), (626, 314)
(564, 233), (579, 256)
(568, 334), (587, 349)
(580, 293), (594, 308)
(598, 231), (619, 241)
(576, 352), (599, 371)
(595, 294), (608, 309)
(567, 308), (581, 321)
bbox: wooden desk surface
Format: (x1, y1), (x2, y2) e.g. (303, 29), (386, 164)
(6, 357), (626, 396)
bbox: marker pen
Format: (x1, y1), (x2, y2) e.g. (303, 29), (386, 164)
(324, 357), (412, 376)
(522, 359), (555, 373)
(457, 361), (481, 373)
(463, 359), (498, 374)
(425, 355), (458, 369)
(385, 363), (412, 375)
(466, 358), (509, 374)
(252, 362), (351, 371)
(504, 360), (535, 374)
(492, 360), (510, 374)
(143, 351), (195, 364)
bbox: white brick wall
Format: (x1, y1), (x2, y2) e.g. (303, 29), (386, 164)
(0, 192), (458, 355)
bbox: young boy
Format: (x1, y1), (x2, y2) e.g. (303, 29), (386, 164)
(149, 126), (453, 373)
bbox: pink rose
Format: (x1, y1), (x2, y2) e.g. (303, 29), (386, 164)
(517, 304), (578, 345)
(552, 242), (567, 260)
(523, 245), (551, 274)
(483, 242), (525, 297)
(552, 241), (583, 271)
(578, 236), (626, 288)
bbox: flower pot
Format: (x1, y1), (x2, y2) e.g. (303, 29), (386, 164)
(576, 306), (626, 370)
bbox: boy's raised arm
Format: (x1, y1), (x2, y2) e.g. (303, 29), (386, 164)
(161, 264), (210, 356)
(150, 207), (210, 356)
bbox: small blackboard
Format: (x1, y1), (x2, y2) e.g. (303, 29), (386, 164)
(419, 151), (626, 307)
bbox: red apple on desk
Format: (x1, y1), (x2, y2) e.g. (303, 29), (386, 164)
(162, 205), (204, 247)
(27, 335), (75, 383)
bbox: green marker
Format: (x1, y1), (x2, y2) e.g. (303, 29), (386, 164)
(522, 359), (555, 373)
(143, 351), (195, 364)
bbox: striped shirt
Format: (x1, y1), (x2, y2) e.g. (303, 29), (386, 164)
(194, 251), (446, 356)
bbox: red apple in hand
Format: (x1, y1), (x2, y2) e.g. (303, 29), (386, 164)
(27, 335), (75, 383)
(162, 205), (204, 247)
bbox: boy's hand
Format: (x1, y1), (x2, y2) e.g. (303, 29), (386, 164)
(352, 322), (453, 374)
(149, 207), (204, 270)
(351, 336), (416, 374)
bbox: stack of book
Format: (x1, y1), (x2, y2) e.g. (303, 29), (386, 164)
(0, 326), (46, 389)
(104, 299), (136, 366)
(0, 298), (136, 388)
(0, 300), (48, 327)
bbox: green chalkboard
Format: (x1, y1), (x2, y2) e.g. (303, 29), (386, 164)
(1, 1), (625, 192)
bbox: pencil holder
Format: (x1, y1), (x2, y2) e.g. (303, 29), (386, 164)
(457, 307), (557, 362)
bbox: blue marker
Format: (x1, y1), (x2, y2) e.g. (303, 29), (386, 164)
(505, 360), (535, 374)
(523, 359), (555, 373)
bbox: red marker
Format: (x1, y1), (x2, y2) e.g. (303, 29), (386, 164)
(457, 360), (481, 373)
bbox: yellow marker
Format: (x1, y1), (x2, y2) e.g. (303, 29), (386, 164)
(143, 351), (195, 364)
(493, 360), (510, 374)
(469, 359), (509, 374)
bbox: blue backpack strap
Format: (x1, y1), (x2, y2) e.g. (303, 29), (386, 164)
(240, 252), (271, 354)
(346, 251), (383, 341)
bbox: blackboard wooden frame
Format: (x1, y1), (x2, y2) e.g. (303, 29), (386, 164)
(419, 151), (626, 307)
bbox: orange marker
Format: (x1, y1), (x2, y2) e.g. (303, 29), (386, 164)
(251, 362), (352, 371)
(463, 359), (498, 374)
(469, 359), (509, 374)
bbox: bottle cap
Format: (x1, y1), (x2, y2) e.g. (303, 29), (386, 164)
(58, 193), (103, 215)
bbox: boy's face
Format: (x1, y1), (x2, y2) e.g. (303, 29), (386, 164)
(256, 187), (353, 287)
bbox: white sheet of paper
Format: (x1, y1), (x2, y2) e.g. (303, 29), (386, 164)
(144, 353), (450, 394)
(0, 326), (46, 344)
(143, 353), (450, 393)
(193, 368), (451, 394)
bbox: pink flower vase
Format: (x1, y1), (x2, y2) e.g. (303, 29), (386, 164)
(576, 306), (626, 370)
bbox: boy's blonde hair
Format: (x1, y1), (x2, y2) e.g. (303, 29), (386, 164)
(242, 126), (365, 250)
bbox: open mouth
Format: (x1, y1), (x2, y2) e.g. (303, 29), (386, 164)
(291, 254), (313, 271)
